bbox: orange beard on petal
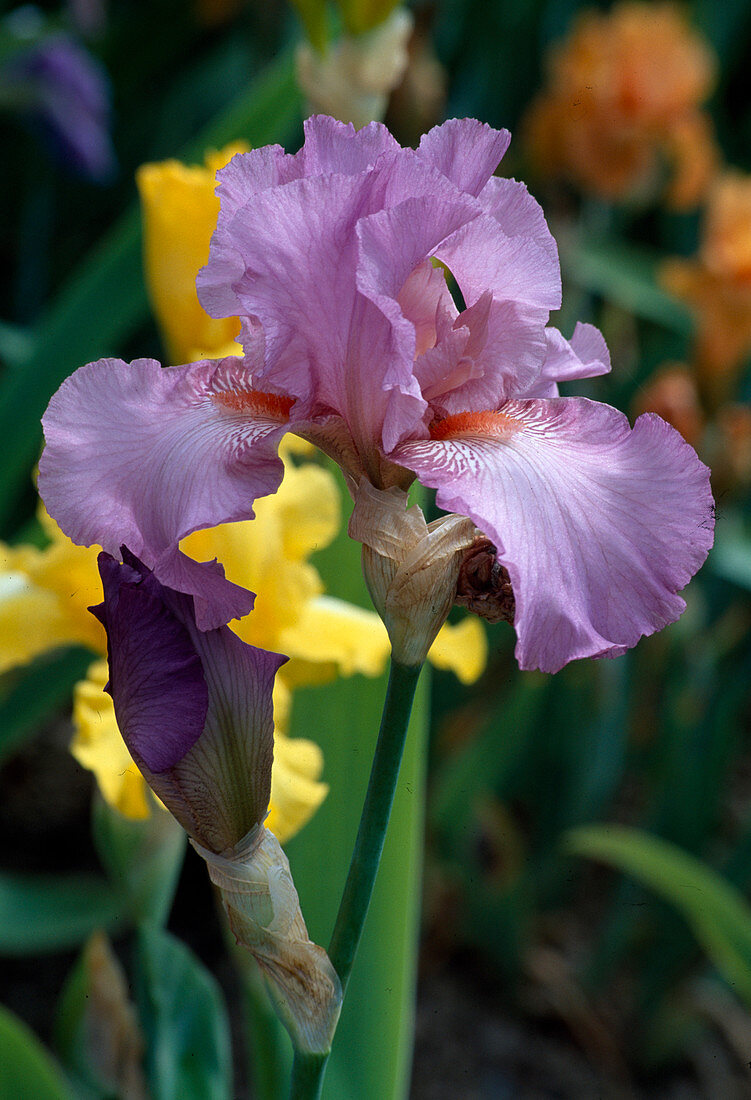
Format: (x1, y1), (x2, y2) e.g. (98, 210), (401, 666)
(211, 389), (294, 421)
(429, 408), (522, 441)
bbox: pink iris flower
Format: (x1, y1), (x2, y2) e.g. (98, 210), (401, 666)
(39, 116), (714, 673)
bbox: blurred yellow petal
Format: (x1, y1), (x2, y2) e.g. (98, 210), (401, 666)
(181, 457), (340, 653)
(279, 433), (315, 458)
(266, 732), (329, 845)
(266, 679), (328, 844)
(427, 616), (487, 685)
(72, 661), (152, 820)
(187, 339), (244, 362)
(278, 595), (390, 687)
(136, 143), (247, 364)
(273, 679), (292, 736)
(273, 460), (340, 563)
(0, 574), (77, 673)
(0, 509), (104, 672)
(29, 504), (103, 623)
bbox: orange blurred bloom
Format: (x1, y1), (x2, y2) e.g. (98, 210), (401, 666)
(525, 2), (717, 208)
(662, 173), (751, 391)
(716, 405), (751, 490)
(633, 364), (703, 447)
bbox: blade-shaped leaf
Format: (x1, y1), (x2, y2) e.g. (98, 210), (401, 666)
(0, 872), (124, 955)
(566, 825), (751, 1007)
(0, 1004), (73, 1100)
(0, 647), (93, 767)
(559, 235), (693, 335)
(133, 923), (232, 1100)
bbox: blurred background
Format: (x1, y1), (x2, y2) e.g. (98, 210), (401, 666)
(2, 1), (751, 1097)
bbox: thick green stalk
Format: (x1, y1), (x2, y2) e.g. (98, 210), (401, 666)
(289, 657), (423, 1099)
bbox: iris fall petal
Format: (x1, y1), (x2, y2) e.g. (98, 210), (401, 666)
(393, 398), (714, 673)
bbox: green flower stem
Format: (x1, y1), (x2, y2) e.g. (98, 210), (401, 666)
(289, 1051), (328, 1099)
(289, 657), (424, 1100)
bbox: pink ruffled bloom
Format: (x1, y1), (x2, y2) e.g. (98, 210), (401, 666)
(39, 116), (714, 673)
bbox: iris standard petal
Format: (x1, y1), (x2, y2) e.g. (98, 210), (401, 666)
(478, 176), (560, 269)
(136, 147), (245, 365)
(198, 116), (400, 324)
(392, 398), (714, 673)
(201, 172), (374, 405)
(298, 114), (401, 175)
(522, 323), (612, 398)
(416, 118), (511, 196)
(40, 356), (291, 627)
(434, 211), (562, 313)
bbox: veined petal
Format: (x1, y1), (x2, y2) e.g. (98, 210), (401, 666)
(392, 399), (714, 673)
(356, 195), (480, 303)
(416, 118), (511, 196)
(200, 173), (373, 403)
(94, 550), (286, 852)
(40, 356), (291, 627)
(73, 660), (325, 845)
(523, 323), (611, 398)
(298, 114), (401, 175)
(414, 293), (546, 415)
(477, 177), (560, 271)
(199, 118), (399, 322)
(434, 212), (562, 312)
(353, 195), (479, 448)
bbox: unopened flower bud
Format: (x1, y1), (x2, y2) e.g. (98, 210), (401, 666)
(349, 480), (476, 666)
(91, 548), (341, 1053)
(295, 8), (413, 128)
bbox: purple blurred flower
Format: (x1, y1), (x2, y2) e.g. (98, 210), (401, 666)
(40, 116), (714, 673)
(93, 547), (285, 853)
(4, 30), (114, 181)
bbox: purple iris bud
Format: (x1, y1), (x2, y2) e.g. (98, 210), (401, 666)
(91, 549), (209, 774)
(4, 30), (115, 181)
(92, 548), (286, 852)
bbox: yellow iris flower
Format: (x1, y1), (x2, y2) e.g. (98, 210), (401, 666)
(136, 144), (248, 365)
